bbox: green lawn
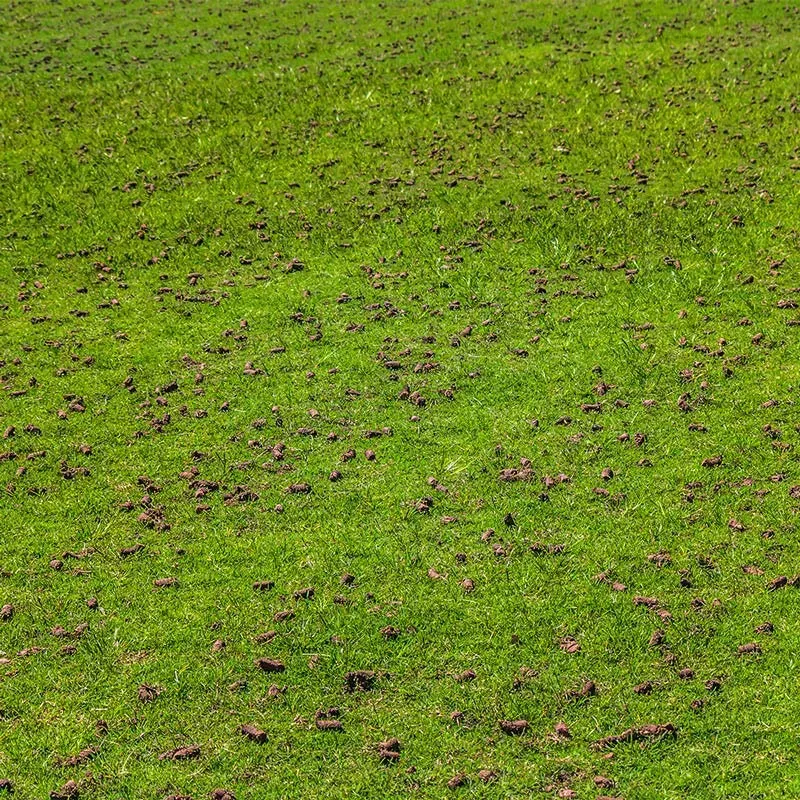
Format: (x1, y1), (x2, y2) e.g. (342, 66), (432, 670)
(1, 0), (799, 797)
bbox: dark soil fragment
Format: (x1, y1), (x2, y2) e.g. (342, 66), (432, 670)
(737, 642), (761, 655)
(649, 629), (666, 647)
(592, 723), (676, 749)
(427, 567), (446, 580)
(0, 780), (12, 793)
(158, 744), (201, 761)
(138, 684), (162, 703)
(379, 745), (401, 762)
(755, 621), (774, 634)
(415, 497), (433, 513)
(377, 736), (401, 755)
(316, 719), (343, 731)
(499, 467), (533, 482)
(553, 721), (571, 738)
(565, 679), (597, 700)
(59, 746), (97, 766)
(240, 724), (267, 743)
(223, 485), (258, 505)
(344, 670), (376, 692)
(560, 636), (581, 653)
(447, 773), (467, 789)
(50, 781), (79, 800)
(209, 791), (236, 800)
(255, 658), (285, 672)
(499, 719), (528, 735)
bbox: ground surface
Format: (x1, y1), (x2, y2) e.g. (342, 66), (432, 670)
(1, 0), (799, 797)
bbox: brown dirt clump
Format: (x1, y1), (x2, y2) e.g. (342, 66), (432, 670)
(447, 773), (467, 789)
(50, 782), (79, 800)
(316, 719), (343, 731)
(592, 723), (676, 749)
(737, 642), (761, 655)
(344, 670), (376, 692)
(158, 744), (201, 761)
(499, 719), (528, 735)
(138, 683), (162, 703)
(240, 724), (267, 743)
(255, 658), (286, 672)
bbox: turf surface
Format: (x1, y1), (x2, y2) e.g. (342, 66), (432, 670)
(1, 0), (800, 797)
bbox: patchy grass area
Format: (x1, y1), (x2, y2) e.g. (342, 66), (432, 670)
(1, 0), (799, 797)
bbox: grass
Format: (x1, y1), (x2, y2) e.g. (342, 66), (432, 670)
(1, 0), (800, 796)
